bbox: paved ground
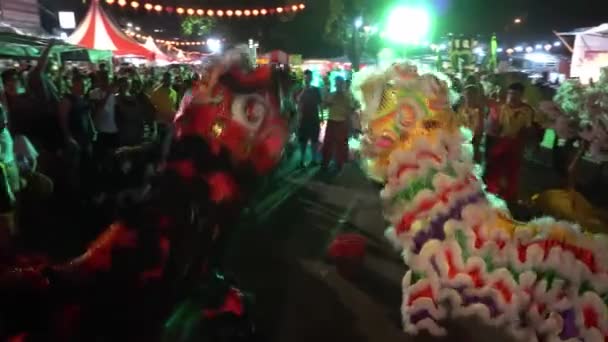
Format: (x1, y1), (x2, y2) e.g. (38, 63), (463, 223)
(222, 148), (584, 342)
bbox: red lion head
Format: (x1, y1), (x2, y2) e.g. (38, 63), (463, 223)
(175, 54), (288, 175)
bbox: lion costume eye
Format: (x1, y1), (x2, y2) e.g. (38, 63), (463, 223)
(231, 94), (268, 132)
(397, 103), (416, 130)
(395, 99), (424, 132)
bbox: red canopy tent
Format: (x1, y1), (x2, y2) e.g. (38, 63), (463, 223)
(67, 0), (152, 59)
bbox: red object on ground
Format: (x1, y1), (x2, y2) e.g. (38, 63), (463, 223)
(328, 233), (367, 279)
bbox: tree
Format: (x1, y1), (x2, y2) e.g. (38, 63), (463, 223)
(181, 17), (216, 37)
(323, 0), (382, 70)
(539, 76), (608, 188)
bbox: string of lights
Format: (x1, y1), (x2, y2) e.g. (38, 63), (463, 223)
(124, 28), (225, 46)
(105, 0), (306, 17)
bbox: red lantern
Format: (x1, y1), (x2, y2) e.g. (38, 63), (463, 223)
(176, 7), (185, 14)
(244, 9), (251, 16)
(165, 6), (173, 13)
(207, 9), (214, 16)
(226, 10), (233, 16)
(276, 7), (283, 13)
(216, 10), (224, 17)
(186, 8), (194, 15)
(130, 1), (139, 9)
(235, 10), (242, 16)
(117, 0), (127, 7)
(144, 3), (152, 10)
(252, 9), (259, 16)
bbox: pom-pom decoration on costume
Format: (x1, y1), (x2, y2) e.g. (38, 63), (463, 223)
(356, 62), (608, 340)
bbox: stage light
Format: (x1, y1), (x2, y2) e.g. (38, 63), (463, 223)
(118, 0), (127, 7)
(144, 3), (152, 10)
(292, 5), (298, 11)
(130, 1), (139, 9)
(299, 4), (305, 9)
(196, 9), (203, 15)
(207, 10), (214, 16)
(207, 38), (222, 53)
(276, 7), (284, 13)
(244, 10), (251, 16)
(176, 7), (184, 14)
(186, 8), (194, 15)
(235, 10), (242, 16)
(106, 0), (115, 4)
(260, 9), (267, 15)
(252, 9), (259, 16)
(226, 10), (233, 16)
(217, 10), (224, 16)
(383, 6), (432, 45)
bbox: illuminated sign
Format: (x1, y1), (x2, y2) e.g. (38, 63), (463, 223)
(58, 11), (76, 29)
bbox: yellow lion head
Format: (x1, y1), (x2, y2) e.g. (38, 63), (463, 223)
(356, 63), (459, 181)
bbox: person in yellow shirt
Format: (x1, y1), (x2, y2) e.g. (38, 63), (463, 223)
(150, 72), (177, 162)
(150, 72), (178, 125)
(456, 84), (485, 163)
(321, 77), (355, 171)
(485, 82), (535, 202)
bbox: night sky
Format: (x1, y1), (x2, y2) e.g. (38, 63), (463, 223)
(40, 0), (608, 57)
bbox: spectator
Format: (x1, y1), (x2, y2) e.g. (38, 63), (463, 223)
(296, 69), (323, 168)
(131, 77), (157, 143)
(322, 76), (355, 172)
(485, 82), (535, 203)
(456, 84), (486, 163)
(90, 71), (119, 156)
(58, 72), (96, 193)
(150, 72), (178, 126)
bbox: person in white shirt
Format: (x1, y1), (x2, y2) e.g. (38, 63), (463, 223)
(89, 71), (118, 154)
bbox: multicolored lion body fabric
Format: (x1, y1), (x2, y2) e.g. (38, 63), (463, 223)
(355, 63), (608, 341)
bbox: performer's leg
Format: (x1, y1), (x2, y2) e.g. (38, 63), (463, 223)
(322, 121), (336, 168)
(310, 121), (321, 165)
(484, 140), (503, 196)
(504, 144), (524, 202)
(297, 126), (309, 167)
(335, 121), (349, 169)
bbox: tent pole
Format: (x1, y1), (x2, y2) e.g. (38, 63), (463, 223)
(553, 30), (574, 53)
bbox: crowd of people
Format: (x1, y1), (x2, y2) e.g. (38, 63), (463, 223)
(0, 40), (202, 259)
(292, 67), (552, 206)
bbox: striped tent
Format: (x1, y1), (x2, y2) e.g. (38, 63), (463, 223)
(143, 36), (172, 63)
(67, 0), (152, 59)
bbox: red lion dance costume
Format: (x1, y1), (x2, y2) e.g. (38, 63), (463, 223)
(0, 48), (288, 342)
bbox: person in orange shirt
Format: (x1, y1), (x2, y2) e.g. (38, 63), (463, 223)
(485, 82), (534, 203)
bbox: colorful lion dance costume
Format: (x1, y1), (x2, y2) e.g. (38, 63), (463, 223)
(0, 48), (287, 341)
(356, 63), (608, 341)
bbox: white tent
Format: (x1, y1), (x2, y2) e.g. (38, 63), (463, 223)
(559, 24), (608, 84)
(142, 36), (172, 64)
